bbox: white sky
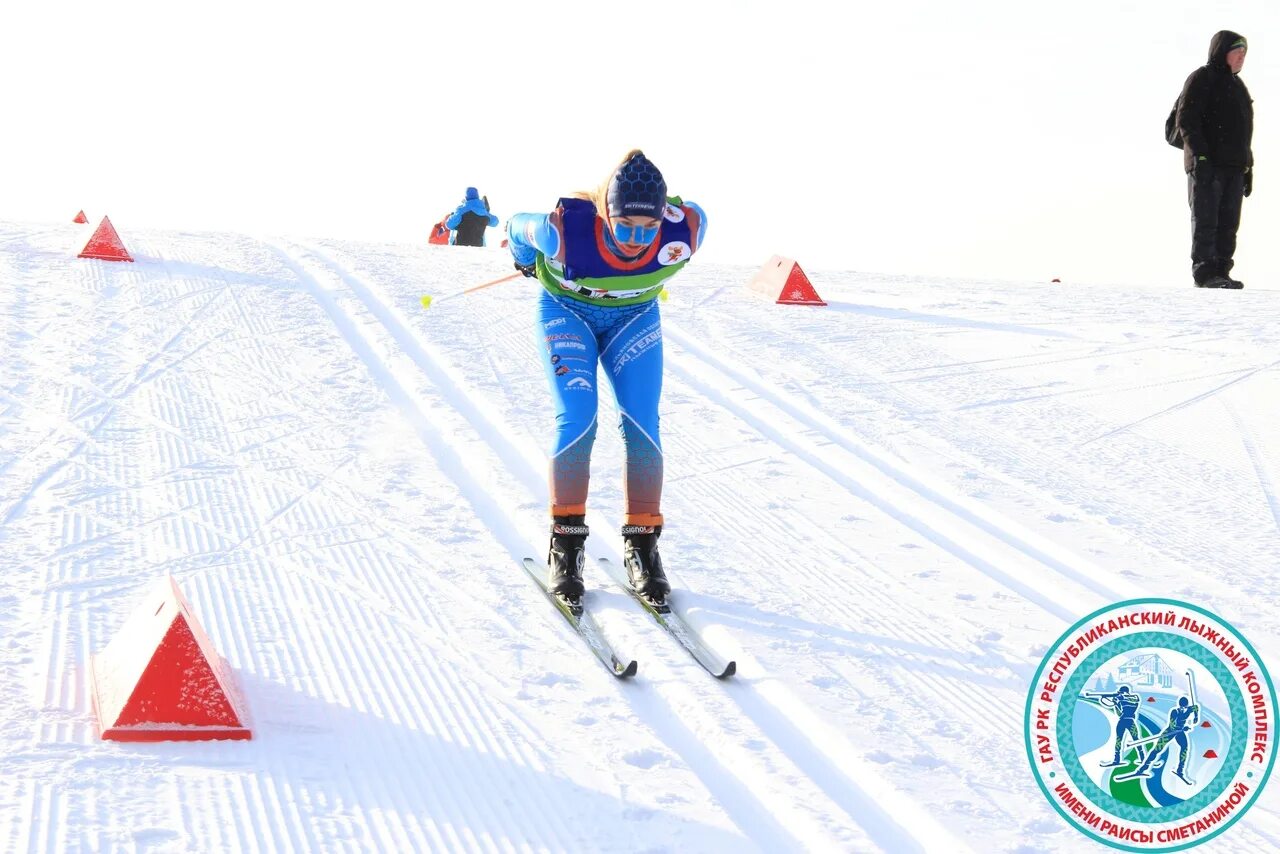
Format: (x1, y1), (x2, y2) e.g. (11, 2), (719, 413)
(3, 0), (1276, 286)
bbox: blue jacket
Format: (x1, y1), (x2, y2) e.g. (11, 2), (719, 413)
(446, 188), (499, 245)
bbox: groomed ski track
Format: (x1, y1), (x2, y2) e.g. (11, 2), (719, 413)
(269, 238), (961, 852)
(3, 221), (1280, 852)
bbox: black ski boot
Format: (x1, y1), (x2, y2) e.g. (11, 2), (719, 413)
(623, 524), (670, 603)
(547, 515), (588, 603)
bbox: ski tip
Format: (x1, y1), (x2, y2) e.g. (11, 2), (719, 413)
(616, 659), (639, 678)
(716, 661), (738, 679)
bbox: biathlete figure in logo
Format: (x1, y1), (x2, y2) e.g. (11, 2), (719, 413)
(1130, 697), (1200, 784)
(1095, 685), (1147, 767)
(505, 150), (707, 607)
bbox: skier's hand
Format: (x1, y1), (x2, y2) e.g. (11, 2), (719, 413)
(1244, 168), (1253, 198)
(1193, 155), (1209, 175)
(514, 260), (537, 278)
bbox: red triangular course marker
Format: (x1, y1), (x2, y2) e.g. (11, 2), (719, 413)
(78, 216), (134, 262)
(748, 255), (826, 306)
(73, 210), (89, 224)
(1203, 749), (1219, 759)
(1201, 720), (1212, 728)
(1148, 697), (1157, 702)
(91, 576), (251, 741)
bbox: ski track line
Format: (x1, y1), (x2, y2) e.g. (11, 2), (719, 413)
(951, 361), (1264, 414)
(680, 466), (1021, 751)
(1222, 399), (1280, 535)
(688, 301), (1280, 589)
(289, 241), (846, 850)
(269, 240), (809, 852)
(193, 533), (570, 849)
(292, 243), (971, 854)
(13, 347), (526, 671)
(258, 569), (516, 852)
(664, 319), (1136, 618)
(302, 247), (859, 849)
(1, 281), (231, 531)
(885, 333), (1223, 382)
(673, 445), (1014, 675)
(666, 350), (1086, 624)
(1081, 358), (1280, 447)
(681, 478), (1018, 836)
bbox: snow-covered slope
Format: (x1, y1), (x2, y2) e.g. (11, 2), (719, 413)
(2, 219), (1278, 852)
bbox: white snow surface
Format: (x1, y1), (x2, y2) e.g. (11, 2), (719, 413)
(3, 219), (1280, 852)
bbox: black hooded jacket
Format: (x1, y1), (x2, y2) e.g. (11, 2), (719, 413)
(1176, 30), (1253, 172)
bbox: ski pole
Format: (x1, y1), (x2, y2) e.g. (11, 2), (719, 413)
(421, 272), (521, 308)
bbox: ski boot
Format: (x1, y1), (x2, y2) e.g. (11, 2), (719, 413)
(623, 524), (670, 604)
(547, 515), (588, 607)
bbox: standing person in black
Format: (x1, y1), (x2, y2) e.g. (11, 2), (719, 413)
(1176, 31), (1253, 289)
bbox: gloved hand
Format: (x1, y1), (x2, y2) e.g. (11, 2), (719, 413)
(1244, 167), (1254, 198)
(510, 238), (537, 277)
(1193, 154), (1209, 174)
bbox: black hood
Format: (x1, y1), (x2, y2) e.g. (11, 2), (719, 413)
(1208, 30), (1246, 68)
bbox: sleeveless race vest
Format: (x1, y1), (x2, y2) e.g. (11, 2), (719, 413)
(534, 197), (703, 307)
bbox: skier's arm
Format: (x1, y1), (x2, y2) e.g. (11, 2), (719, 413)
(684, 200), (708, 248)
(507, 213), (561, 266)
(1176, 70), (1212, 162)
(445, 204), (466, 230)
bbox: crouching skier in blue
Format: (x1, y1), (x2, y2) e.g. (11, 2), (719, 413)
(506, 150), (706, 607)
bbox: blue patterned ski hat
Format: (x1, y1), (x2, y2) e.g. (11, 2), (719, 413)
(606, 152), (667, 219)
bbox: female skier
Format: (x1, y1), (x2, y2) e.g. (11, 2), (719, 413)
(506, 150), (707, 606)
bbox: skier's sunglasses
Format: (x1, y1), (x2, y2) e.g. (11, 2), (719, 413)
(611, 221), (660, 245)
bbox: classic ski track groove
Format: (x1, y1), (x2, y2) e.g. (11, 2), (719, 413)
(663, 319), (1126, 619)
(278, 241), (856, 850)
(264, 239), (657, 852)
(1223, 398), (1280, 535)
(292, 242), (969, 853)
(677, 299), (1280, 640)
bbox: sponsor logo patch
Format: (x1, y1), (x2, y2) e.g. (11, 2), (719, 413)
(658, 241), (690, 266)
(1025, 598), (1275, 850)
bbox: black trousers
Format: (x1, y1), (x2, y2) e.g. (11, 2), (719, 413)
(1187, 164), (1245, 284)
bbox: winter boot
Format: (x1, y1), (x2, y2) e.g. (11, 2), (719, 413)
(623, 524), (670, 602)
(547, 515), (588, 601)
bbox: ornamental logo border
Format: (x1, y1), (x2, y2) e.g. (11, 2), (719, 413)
(1024, 598), (1276, 851)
